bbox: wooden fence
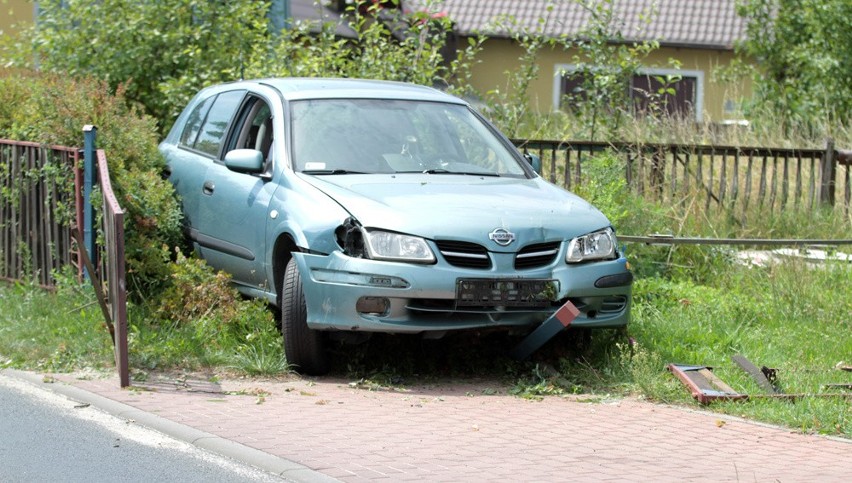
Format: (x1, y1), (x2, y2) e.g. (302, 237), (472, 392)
(513, 139), (852, 219)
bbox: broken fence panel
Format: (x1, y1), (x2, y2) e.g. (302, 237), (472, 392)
(667, 364), (746, 405)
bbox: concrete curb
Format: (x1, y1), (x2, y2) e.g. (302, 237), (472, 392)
(1, 369), (338, 483)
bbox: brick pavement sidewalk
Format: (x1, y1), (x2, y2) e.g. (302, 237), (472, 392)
(46, 372), (852, 482)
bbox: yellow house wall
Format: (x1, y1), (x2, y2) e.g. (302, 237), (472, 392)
(468, 37), (753, 123)
(0, 0), (36, 36)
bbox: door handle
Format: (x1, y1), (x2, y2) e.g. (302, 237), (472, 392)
(202, 180), (215, 195)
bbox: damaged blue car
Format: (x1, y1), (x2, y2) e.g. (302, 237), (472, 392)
(160, 78), (632, 374)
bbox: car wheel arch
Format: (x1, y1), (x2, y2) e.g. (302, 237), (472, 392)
(272, 234), (299, 307)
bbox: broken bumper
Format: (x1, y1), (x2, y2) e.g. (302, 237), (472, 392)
(293, 250), (632, 334)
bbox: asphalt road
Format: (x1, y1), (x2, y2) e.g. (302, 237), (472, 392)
(0, 374), (282, 483)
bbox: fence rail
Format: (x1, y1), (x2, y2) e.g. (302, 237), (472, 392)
(94, 147), (129, 387)
(513, 139), (851, 218)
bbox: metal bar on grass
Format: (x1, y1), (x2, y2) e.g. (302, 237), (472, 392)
(619, 235), (852, 246)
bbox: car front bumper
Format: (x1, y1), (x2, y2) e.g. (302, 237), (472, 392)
(293, 250), (632, 335)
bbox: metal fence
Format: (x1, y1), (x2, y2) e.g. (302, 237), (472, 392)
(513, 139), (852, 219)
(0, 140), (83, 286)
(1, 134), (128, 386)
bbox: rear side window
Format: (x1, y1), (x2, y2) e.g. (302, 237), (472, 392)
(179, 95), (215, 147)
(184, 90), (246, 157)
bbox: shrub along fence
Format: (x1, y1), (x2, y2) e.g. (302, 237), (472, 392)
(513, 139), (852, 219)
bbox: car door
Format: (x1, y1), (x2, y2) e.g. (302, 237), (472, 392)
(194, 93), (279, 290)
(166, 93), (219, 231)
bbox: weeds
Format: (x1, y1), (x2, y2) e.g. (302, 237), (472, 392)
(230, 345), (290, 376)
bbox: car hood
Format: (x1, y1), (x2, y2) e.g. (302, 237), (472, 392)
(297, 173), (611, 251)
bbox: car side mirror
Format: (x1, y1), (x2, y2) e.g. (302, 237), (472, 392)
(224, 149), (264, 174)
(524, 153), (542, 175)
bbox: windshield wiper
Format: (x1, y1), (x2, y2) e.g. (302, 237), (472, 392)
(421, 169), (501, 177)
(302, 169), (368, 175)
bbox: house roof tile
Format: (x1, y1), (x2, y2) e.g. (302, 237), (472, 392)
(407, 0), (746, 50)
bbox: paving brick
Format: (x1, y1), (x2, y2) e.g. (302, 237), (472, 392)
(51, 373), (852, 481)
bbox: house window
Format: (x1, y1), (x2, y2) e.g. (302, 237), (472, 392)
(631, 72), (698, 119)
(553, 65), (704, 122)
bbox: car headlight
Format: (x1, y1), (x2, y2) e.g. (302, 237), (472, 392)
(363, 229), (436, 263)
(566, 227), (617, 263)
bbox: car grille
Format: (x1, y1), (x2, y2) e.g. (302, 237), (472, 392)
(435, 240), (491, 269)
(514, 242), (561, 269)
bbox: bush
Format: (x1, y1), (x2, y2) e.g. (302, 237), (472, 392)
(155, 249), (241, 326)
(138, 250), (282, 373)
(4, 0), (270, 133)
(1, 69), (282, 374)
(0, 69), (184, 297)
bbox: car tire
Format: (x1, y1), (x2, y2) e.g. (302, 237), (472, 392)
(281, 257), (328, 375)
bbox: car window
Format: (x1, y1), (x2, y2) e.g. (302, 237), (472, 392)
(193, 90), (246, 157)
(179, 95), (215, 148)
(290, 99), (527, 177)
(228, 97), (274, 165)
(444, 109), (519, 173)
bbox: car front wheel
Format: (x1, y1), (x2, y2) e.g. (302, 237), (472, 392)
(281, 257), (328, 375)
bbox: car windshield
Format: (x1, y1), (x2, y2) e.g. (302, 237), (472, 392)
(290, 98), (528, 177)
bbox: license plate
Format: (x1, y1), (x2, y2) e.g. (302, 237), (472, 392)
(456, 279), (557, 308)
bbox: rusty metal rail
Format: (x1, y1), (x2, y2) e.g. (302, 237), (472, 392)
(94, 147), (129, 387)
(618, 234), (852, 246)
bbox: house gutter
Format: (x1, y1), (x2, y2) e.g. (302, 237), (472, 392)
(456, 32), (737, 52)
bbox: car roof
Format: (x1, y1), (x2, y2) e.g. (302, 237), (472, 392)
(211, 78), (467, 104)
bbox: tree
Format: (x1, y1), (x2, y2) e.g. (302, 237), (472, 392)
(735, 0), (852, 131)
(562, 0), (659, 141)
(7, 0), (269, 132)
(4, 1), (480, 132)
(245, 1), (482, 96)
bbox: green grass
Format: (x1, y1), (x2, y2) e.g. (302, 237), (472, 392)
(0, 273), (287, 379)
(0, 280), (114, 371)
(629, 259), (852, 437)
